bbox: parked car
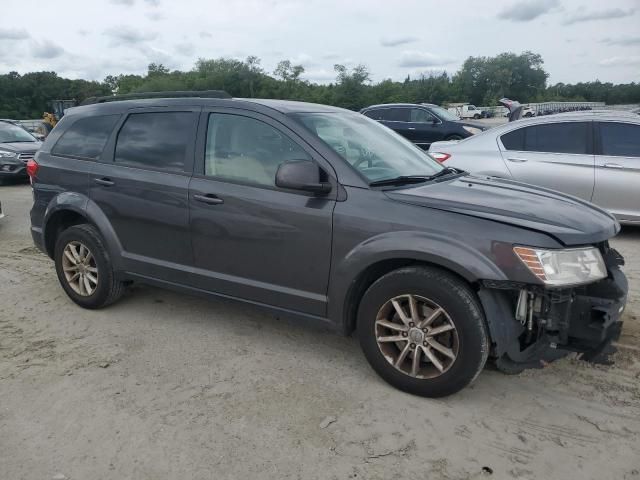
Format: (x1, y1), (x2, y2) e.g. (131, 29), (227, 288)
(429, 111), (640, 224)
(360, 103), (486, 149)
(18, 119), (51, 141)
(0, 120), (42, 184)
(29, 93), (627, 397)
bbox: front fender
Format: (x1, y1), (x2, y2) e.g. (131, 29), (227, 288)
(327, 230), (508, 330)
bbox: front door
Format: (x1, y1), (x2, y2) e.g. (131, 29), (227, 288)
(89, 108), (199, 280)
(406, 108), (441, 148)
(188, 109), (336, 316)
(592, 121), (640, 223)
(498, 121), (595, 201)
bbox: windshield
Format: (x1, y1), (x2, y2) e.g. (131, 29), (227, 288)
(0, 123), (37, 143)
(427, 105), (459, 122)
(292, 112), (443, 183)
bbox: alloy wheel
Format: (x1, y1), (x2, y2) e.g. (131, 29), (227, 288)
(62, 241), (98, 296)
(375, 294), (459, 379)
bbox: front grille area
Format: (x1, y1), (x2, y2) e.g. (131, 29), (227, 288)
(18, 151), (36, 164)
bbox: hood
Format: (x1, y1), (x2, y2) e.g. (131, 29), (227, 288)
(0, 141), (41, 153)
(385, 175), (619, 246)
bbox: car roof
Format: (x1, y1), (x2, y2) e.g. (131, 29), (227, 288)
(504, 110), (640, 127)
(363, 103), (425, 110)
(65, 97), (351, 117)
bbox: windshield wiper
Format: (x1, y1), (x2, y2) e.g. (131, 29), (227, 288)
(369, 168), (464, 187)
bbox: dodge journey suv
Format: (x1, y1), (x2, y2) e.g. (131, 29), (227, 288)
(29, 91), (627, 397)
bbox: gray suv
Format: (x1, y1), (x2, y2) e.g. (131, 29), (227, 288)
(29, 92), (628, 397)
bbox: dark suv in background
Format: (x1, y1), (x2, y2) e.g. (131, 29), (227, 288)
(29, 92), (627, 397)
(360, 103), (487, 149)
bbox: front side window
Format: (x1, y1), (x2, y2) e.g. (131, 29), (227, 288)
(205, 113), (310, 187)
(411, 108), (436, 123)
(363, 109), (384, 121)
(501, 122), (589, 154)
(114, 112), (194, 172)
(52, 115), (119, 159)
(293, 112), (442, 183)
(600, 122), (640, 157)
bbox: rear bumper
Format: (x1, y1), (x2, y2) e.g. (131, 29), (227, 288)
(31, 226), (46, 254)
(479, 249), (628, 368)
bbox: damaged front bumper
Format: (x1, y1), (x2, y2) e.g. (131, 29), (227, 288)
(479, 248), (628, 371)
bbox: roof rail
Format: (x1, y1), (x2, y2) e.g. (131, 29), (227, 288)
(80, 90), (232, 106)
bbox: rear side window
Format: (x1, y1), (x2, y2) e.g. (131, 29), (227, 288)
(114, 112), (194, 172)
(52, 115), (119, 159)
(600, 122), (640, 157)
(501, 122), (589, 154)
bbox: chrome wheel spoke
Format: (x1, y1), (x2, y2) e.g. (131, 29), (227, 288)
(86, 272), (98, 285)
(427, 338), (456, 360)
(85, 252), (93, 265)
(427, 323), (455, 337)
(63, 264), (79, 272)
(375, 320), (408, 332)
(377, 335), (407, 343)
(86, 266), (98, 274)
(395, 343), (412, 367)
(391, 299), (411, 326)
(61, 241), (98, 297)
(408, 295), (420, 324)
(64, 249), (77, 264)
(411, 346), (422, 376)
(83, 276), (92, 294)
(423, 346), (445, 373)
(419, 307), (443, 328)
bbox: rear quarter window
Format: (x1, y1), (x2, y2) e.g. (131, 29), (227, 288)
(500, 128), (525, 150)
(600, 122), (640, 157)
(51, 115), (120, 159)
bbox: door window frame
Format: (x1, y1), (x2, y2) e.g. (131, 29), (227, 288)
(411, 108), (441, 125)
(194, 107), (338, 196)
(100, 106), (201, 176)
(498, 120), (595, 156)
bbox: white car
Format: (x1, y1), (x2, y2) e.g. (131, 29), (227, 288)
(428, 111), (640, 224)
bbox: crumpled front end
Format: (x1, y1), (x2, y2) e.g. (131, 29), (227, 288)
(479, 243), (628, 371)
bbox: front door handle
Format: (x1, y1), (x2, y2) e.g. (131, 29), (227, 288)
(193, 194), (224, 205)
(407, 127), (416, 130)
(94, 177), (115, 186)
(507, 157), (528, 163)
(602, 163), (623, 169)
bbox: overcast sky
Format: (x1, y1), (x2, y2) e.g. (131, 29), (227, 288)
(1, 0), (639, 85)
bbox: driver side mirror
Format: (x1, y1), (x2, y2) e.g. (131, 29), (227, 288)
(275, 160), (331, 195)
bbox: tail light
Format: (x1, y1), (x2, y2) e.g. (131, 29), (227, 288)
(430, 152), (451, 163)
(26, 158), (39, 180)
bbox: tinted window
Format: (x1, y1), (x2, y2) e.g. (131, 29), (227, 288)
(52, 115), (119, 159)
(363, 109), (383, 120)
(114, 112), (194, 172)
(523, 122), (589, 154)
(411, 108), (436, 123)
(205, 113), (310, 187)
(386, 108), (410, 122)
(600, 122), (640, 157)
(501, 128), (525, 150)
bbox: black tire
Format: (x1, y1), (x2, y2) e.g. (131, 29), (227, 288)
(473, 114), (481, 119)
(357, 266), (489, 397)
(446, 134), (463, 141)
(54, 224), (125, 309)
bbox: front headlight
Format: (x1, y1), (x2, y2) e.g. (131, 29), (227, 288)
(0, 150), (18, 158)
(462, 126), (482, 135)
(514, 246), (607, 286)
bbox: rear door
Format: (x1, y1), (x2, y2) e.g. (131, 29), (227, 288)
(591, 121), (640, 222)
(89, 107), (199, 281)
(498, 121), (595, 200)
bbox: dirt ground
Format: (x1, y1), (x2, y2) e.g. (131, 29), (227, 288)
(1, 182), (639, 480)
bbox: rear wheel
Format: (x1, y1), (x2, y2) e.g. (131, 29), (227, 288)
(357, 266), (489, 397)
(54, 224), (125, 309)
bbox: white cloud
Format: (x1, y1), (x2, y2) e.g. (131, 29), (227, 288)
(564, 8), (636, 25)
(103, 26), (158, 46)
(599, 56), (640, 67)
(380, 36), (419, 47)
(0, 28), (30, 40)
(31, 41), (64, 59)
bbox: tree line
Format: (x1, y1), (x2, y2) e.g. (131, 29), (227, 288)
(1, 51), (638, 119)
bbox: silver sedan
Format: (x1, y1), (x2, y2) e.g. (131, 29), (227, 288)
(428, 111), (640, 224)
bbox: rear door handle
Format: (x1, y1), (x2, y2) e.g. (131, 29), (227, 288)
(93, 177), (115, 186)
(507, 157), (528, 163)
(193, 194), (224, 205)
(602, 163), (623, 169)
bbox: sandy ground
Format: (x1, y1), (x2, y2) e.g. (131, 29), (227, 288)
(1, 182), (639, 480)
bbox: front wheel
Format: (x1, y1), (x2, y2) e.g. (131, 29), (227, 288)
(357, 266), (489, 397)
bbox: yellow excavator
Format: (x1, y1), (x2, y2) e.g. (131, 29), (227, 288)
(42, 99), (77, 133)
